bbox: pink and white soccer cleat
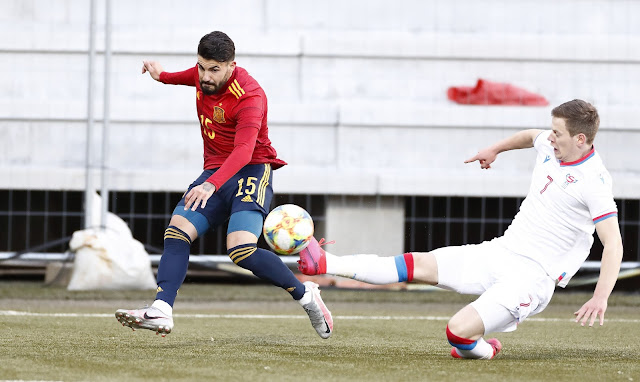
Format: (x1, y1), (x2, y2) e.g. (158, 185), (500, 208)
(297, 237), (332, 275)
(301, 281), (333, 339)
(486, 338), (502, 358)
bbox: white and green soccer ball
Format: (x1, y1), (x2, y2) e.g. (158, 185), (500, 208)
(263, 204), (314, 255)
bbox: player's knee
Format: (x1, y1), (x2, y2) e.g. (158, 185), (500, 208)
(170, 207), (208, 239)
(447, 305), (485, 340)
(226, 230), (259, 249)
(446, 324), (469, 345)
(411, 252), (438, 284)
(447, 305), (484, 338)
(446, 319), (467, 340)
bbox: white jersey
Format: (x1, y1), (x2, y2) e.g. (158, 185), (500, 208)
(497, 130), (618, 287)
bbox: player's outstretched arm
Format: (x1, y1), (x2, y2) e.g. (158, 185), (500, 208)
(141, 60), (165, 81)
(574, 217), (623, 327)
(464, 129), (543, 169)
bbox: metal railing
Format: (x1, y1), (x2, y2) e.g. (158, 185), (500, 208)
(1, 190), (638, 264)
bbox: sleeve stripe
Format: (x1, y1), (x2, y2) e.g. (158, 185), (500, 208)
(233, 79), (245, 95)
(228, 80), (246, 100)
(228, 83), (241, 99)
(593, 212), (618, 223)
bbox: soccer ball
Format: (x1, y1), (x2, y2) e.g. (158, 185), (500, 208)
(263, 204), (314, 255)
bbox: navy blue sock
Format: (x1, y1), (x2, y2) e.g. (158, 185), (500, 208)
(155, 226), (192, 306)
(228, 244), (306, 300)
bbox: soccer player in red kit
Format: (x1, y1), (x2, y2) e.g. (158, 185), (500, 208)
(116, 31), (333, 339)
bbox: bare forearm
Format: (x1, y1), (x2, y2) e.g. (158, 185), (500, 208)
(490, 129), (541, 154)
(465, 129), (543, 169)
(593, 243), (623, 299)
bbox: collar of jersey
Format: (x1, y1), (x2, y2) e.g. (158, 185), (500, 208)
(223, 68), (238, 94)
(559, 146), (595, 167)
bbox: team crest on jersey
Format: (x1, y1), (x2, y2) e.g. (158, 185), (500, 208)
(213, 106), (226, 123)
(562, 173), (578, 189)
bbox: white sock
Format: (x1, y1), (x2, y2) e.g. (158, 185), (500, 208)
(298, 284), (313, 306)
(326, 253), (399, 284)
(454, 338), (495, 359)
(152, 299), (173, 316)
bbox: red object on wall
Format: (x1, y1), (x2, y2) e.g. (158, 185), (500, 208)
(447, 79), (549, 106)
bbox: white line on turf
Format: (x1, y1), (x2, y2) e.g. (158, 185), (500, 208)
(1, 310), (639, 323)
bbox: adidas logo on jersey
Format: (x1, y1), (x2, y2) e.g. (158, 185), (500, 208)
(241, 195), (253, 202)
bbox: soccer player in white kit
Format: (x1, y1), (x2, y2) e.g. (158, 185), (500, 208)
(298, 99), (623, 359)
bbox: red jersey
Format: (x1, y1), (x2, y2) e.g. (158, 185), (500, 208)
(159, 65), (286, 190)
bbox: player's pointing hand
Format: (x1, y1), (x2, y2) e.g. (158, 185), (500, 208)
(141, 60), (164, 82)
(464, 149), (498, 170)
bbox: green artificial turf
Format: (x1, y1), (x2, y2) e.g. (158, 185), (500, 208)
(0, 281), (638, 382)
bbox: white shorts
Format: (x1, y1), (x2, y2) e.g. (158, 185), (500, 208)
(433, 239), (556, 334)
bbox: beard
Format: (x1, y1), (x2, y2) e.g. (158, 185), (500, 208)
(200, 81), (219, 95)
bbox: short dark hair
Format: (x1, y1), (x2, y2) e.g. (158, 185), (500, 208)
(197, 31), (235, 62)
(551, 99), (600, 144)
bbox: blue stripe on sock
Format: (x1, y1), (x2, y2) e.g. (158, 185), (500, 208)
(394, 255), (408, 282)
(448, 339), (478, 350)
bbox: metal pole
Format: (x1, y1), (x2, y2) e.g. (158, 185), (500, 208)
(84, 0), (96, 229)
(100, 0), (112, 229)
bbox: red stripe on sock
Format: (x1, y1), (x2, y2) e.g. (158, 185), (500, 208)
(403, 253), (414, 282)
(446, 325), (475, 345)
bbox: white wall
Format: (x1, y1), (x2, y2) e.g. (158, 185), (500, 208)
(2, 0), (639, 198)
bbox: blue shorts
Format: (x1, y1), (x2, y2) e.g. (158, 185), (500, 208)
(173, 163), (274, 236)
